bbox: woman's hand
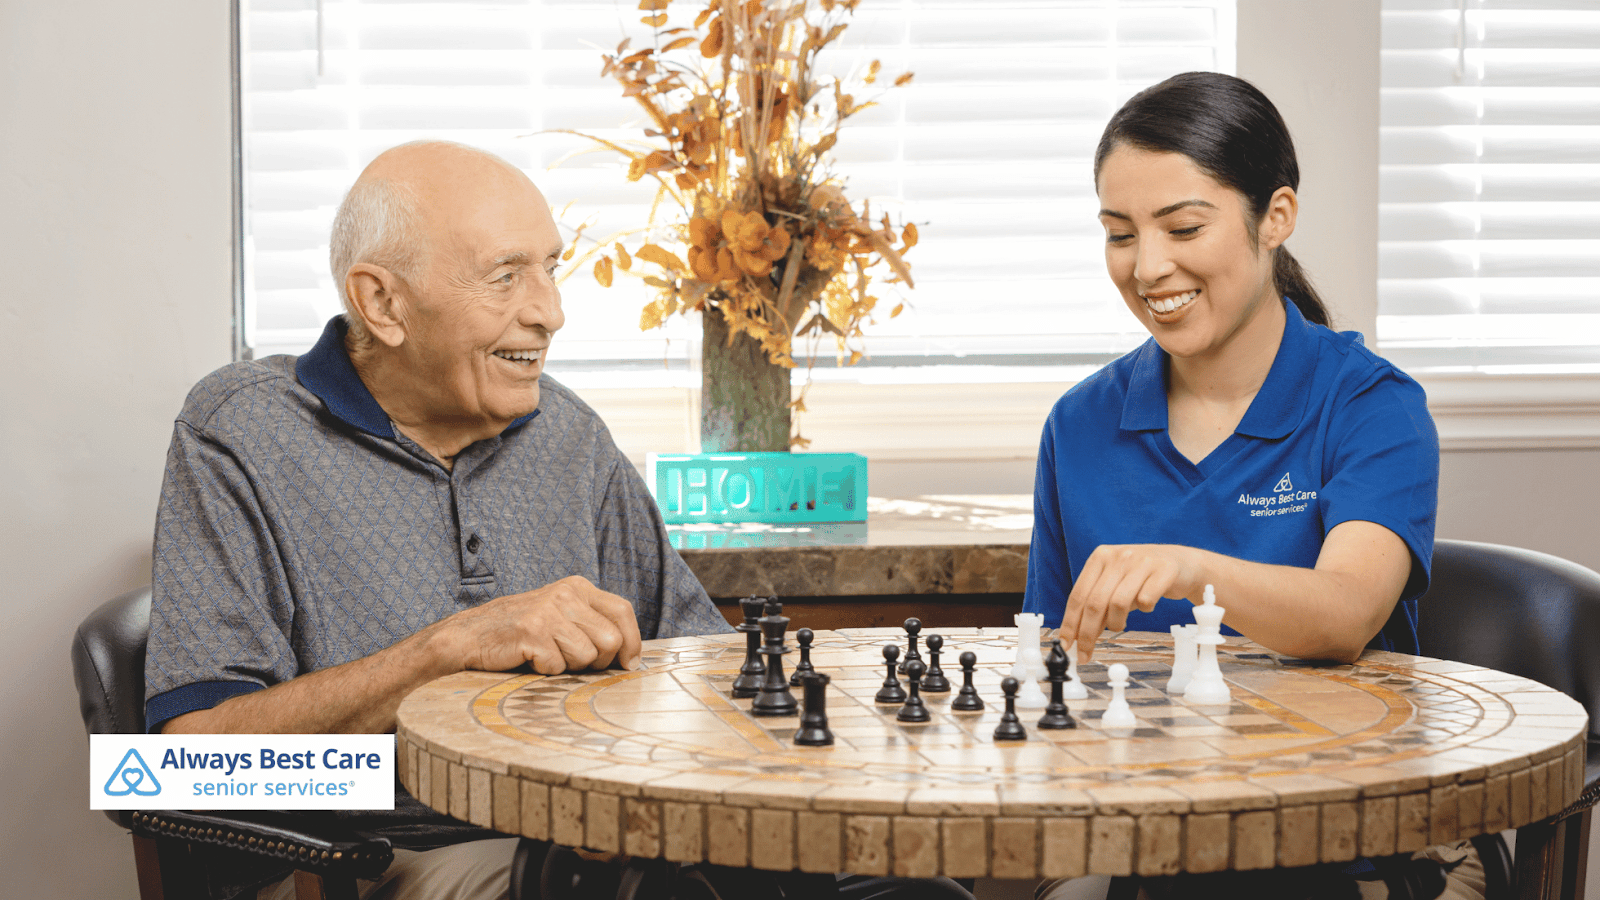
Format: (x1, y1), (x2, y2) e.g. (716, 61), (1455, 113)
(1061, 543), (1207, 663)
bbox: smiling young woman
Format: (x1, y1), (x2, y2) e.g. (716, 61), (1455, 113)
(1025, 72), (1476, 900)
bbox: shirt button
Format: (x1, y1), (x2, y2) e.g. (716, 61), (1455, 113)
(466, 535), (481, 554)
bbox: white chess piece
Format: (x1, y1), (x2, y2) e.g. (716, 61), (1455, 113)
(1100, 662), (1137, 730)
(1011, 613), (1049, 707)
(1060, 641), (1088, 700)
(1184, 585), (1233, 706)
(1167, 624), (1197, 694)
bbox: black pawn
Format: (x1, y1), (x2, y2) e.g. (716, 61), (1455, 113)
(794, 672), (834, 746)
(898, 618), (923, 673)
(921, 634), (950, 693)
(897, 659), (932, 723)
(993, 676), (1028, 741)
(789, 627), (816, 687)
(731, 596), (766, 698)
(875, 644), (907, 704)
(1037, 640), (1077, 730)
(950, 651), (985, 712)
(751, 604), (798, 717)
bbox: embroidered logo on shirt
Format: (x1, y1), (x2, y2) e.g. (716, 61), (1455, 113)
(1239, 473), (1317, 519)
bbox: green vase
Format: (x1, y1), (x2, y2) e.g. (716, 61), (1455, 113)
(700, 306), (791, 452)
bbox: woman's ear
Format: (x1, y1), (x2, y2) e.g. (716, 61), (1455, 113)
(1259, 185), (1298, 252)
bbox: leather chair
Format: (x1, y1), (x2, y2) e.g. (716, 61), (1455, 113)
(1418, 539), (1600, 900)
(72, 587), (394, 900)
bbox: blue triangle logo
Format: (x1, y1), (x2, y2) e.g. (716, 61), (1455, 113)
(104, 748), (161, 797)
(1273, 472), (1293, 493)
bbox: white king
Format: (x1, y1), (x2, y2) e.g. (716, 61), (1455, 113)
(1183, 584), (1233, 706)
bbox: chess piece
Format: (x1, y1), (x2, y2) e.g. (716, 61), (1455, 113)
(875, 644), (907, 704)
(897, 659), (932, 723)
(950, 651), (985, 712)
(1101, 662), (1137, 730)
(793, 671), (834, 746)
(1061, 640), (1088, 700)
(751, 603), (798, 717)
(1167, 624), (1198, 694)
(731, 596), (767, 698)
(789, 627), (816, 687)
(1011, 612), (1047, 682)
(899, 618), (923, 673)
(992, 676), (1028, 741)
(920, 634), (950, 693)
(1037, 640), (1077, 730)
(1184, 585), (1232, 706)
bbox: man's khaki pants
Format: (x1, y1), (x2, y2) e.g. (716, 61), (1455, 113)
(258, 837), (520, 900)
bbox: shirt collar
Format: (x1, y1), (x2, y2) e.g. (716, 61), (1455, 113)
(294, 317), (538, 441)
(1119, 299), (1316, 440)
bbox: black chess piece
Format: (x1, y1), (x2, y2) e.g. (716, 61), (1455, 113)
(1037, 639), (1077, 730)
(794, 671), (834, 746)
(920, 634), (950, 693)
(751, 603), (798, 717)
(789, 627), (816, 688)
(874, 644), (907, 704)
(898, 618), (923, 673)
(897, 659), (932, 723)
(993, 676), (1028, 741)
(950, 650), (985, 712)
(731, 596), (767, 698)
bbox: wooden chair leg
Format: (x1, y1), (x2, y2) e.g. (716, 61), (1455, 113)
(292, 869), (361, 900)
(131, 834), (166, 900)
(1514, 812), (1588, 900)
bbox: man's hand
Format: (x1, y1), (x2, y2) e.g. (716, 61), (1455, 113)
(1061, 544), (1204, 663)
(437, 575), (643, 675)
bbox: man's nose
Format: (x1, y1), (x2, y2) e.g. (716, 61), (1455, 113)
(519, 271), (566, 333)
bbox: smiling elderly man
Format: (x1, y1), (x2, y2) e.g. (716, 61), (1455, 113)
(143, 141), (732, 897)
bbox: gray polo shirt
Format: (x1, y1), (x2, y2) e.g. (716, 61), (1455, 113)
(145, 317), (728, 850)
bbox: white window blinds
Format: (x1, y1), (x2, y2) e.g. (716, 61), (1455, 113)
(242, 0), (1235, 384)
(1379, 0), (1600, 373)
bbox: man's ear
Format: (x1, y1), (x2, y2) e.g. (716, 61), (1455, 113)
(345, 263), (409, 349)
(1259, 186), (1298, 252)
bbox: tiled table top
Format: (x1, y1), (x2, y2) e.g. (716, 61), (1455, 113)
(395, 628), (1589, 879)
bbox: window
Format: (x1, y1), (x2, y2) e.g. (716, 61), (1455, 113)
(1379, 0), (1600, 374)
(240, 0), (1236, 387)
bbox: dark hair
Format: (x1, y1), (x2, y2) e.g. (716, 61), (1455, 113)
(1093, 72), (1330, 328)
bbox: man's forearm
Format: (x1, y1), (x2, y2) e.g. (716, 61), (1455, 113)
(163, 627), (451, 735)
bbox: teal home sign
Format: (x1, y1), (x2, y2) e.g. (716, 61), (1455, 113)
(647, 452), (868, 524)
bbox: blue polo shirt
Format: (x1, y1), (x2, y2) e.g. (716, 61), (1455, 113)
(1024, 301), (1438, 655)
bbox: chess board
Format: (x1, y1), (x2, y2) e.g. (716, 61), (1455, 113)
(396, 628), (1588, 880)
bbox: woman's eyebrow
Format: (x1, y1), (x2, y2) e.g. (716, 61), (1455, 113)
(1153, 199), (1216, 218)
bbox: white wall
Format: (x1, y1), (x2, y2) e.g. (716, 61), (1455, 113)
(0, 0), (233, 895)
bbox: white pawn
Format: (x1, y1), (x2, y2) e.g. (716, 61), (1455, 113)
(1184, 585), (1233, 706)
(1167, 624), (1198, 694)
(1100, 663), (1137, 730)
(1060, 641), (1088, 700)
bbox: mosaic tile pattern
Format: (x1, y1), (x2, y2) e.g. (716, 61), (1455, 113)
(396, 628), (1590, 877)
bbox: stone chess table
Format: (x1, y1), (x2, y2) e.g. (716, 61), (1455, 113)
(395, 628), (1589, 881)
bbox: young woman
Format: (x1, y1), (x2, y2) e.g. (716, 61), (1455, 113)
(1026, 72), (1439, 666)
(1026, 71), (1486, 900)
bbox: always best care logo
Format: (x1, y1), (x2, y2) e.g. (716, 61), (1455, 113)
(1237, 472), (1318, 519)
(90, 735), (394, 810)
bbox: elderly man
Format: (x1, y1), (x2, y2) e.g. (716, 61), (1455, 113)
(147, 142), (974, 900)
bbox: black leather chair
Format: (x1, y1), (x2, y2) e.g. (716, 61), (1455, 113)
(72, 587), (395, 900)
(1418, 540), (1600, 900)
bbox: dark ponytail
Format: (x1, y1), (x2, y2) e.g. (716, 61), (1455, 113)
(1093, 72), (1330, 328)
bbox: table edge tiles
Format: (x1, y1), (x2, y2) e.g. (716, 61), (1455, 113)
(395, 628), (1589, 878)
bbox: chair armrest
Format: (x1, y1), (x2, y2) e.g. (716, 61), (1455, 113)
(130, 810), (393, 881)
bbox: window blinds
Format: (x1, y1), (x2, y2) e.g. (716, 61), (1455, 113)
(1380, 0), (1600, 373)
(242, 0), (1235, 383)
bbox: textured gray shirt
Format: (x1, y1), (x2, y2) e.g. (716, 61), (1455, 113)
(145, 317), (728, 855)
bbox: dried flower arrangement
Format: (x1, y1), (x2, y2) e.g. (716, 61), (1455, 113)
(554, 0), (917, 450)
